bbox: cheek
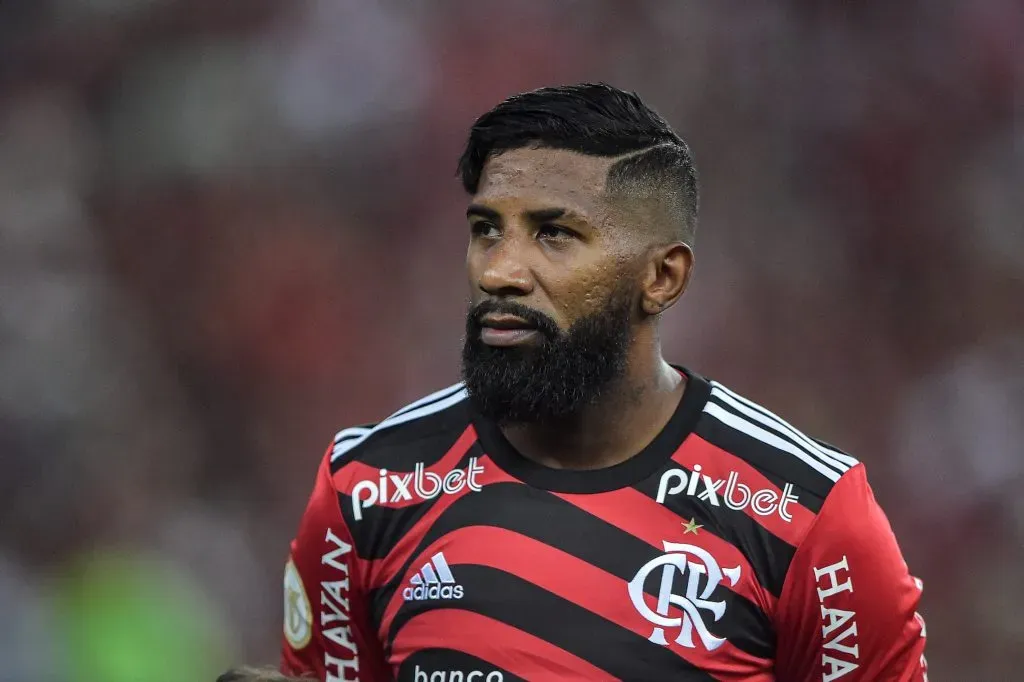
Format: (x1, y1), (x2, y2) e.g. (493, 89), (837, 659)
(465, 248), (485, 291)
(554, 270), (629, 326)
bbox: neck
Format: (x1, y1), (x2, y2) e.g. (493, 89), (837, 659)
(500, 348), (685, 471)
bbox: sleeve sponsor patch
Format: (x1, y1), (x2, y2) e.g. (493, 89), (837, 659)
(284, 557), (313, 650)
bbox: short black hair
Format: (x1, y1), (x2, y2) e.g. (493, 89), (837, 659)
(457, 83), (699, 245)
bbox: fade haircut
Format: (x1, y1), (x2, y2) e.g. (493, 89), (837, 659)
(457, 83), (699, 246)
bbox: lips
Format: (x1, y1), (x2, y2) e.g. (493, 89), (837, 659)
(479, 314), (537, 331)
(477, 314), (541, 347)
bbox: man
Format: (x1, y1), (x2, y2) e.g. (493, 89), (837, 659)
(279, 84), (927, 681)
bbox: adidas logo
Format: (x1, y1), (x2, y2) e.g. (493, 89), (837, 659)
(402, 551), (464, 601)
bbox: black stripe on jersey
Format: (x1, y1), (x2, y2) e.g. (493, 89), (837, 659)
(695, 414), (829, 511)
(707, 391), (852, 479)
(334, 400), (471, 473)
(392, 565), (718, 682)
(375, 482), (773, 661)
(812, 437), (857, 465)
(632, 467), (795, 598)
(398, 648), (524, 682)
(355, 411), (471, 471)
(341, 444), (483, 559)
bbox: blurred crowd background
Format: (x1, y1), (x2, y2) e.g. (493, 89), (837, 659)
(1, 0), (1022, 680)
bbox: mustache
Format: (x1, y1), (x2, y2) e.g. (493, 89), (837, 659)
(466, 299), (560, 339)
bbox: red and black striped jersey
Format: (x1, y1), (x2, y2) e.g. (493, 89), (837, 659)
(281, 369), (927, 682)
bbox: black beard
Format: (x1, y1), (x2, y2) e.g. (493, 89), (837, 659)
(460, 286), (634, 426)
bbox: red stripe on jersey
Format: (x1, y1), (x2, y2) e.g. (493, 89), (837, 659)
(674, 436), (815, 545)
(361, 454), (521, 589)
(556, 486), (778, 617)
(391, 608), (617, 682)
(332, 425), (479, 502)
(385, 526), (773, 679)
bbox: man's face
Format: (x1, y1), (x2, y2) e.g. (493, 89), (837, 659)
(461, 147), (641, 424)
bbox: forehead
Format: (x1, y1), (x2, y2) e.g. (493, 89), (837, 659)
(474, 147), (615, 219)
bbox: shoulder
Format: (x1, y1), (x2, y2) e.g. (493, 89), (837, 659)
(694, 378), (860, 511)
(327, 382), (472, 477)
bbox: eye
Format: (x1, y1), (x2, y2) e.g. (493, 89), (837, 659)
(470, 221), (500, 239)
(536, 224), (576, 241)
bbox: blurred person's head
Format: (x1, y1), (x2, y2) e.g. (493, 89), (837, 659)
(216, 667), (309, 682)
(458, 83), (699, 424)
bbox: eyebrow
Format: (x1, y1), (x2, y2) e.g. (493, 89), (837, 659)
(526, 207), (571, 223)
(466, 204), (589, 225)
(466, 204), (501, 221)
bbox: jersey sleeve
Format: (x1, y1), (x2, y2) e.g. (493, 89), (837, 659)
(280, 446), (390, 681)
(773, 463), (928, 682)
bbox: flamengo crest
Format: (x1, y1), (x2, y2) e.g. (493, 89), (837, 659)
(628, 541), (741, 652)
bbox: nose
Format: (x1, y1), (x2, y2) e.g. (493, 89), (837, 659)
(477, 237), (534, 298)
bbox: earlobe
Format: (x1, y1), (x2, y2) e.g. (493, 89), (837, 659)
(641, 294), (665, 316)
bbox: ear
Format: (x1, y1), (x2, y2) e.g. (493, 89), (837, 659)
(640, 243), (694, 316)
